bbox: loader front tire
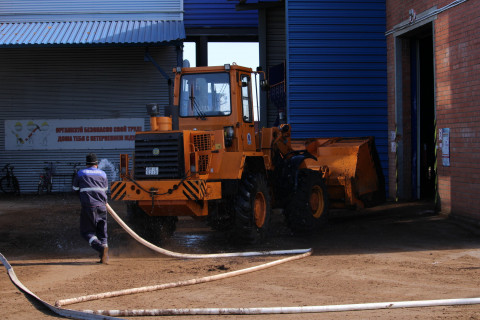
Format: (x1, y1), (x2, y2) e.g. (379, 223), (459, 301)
(232, 171), (271, 244)
(284, 169), (329, 234)
(126, 202), (177, 244)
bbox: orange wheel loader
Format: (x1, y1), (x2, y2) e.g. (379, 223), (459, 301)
(111, 64), (385, 244)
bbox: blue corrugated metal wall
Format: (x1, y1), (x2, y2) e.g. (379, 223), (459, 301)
(286, 0), (388, 178)
(184, 0), (257, 28)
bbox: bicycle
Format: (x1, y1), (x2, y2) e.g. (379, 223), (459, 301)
(37, 162), (56, 195)
(0, 164), (20, 195)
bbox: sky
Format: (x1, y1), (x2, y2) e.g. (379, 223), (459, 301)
(183, 42), (259, 70)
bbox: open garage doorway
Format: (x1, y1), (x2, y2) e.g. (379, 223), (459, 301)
(410, 25), (436, 200)
(395, 23), (436, 200)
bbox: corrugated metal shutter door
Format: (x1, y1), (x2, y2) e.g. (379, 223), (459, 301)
(0, 46), (176, 193)
(286, 0), (388, 179)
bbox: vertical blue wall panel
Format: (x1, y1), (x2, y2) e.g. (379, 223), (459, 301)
(286, 0), (388, 180)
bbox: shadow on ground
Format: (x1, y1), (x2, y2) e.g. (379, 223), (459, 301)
(0, 194), (478, 260)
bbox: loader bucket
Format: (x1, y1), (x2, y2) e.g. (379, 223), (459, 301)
(292, 137), (385, 209)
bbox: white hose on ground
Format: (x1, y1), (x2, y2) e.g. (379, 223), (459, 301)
(106, 203), (311, 258)
(83, 297), (480, 317)
(3, 252), (480, 319)
(55, 251), (311, 307)
(0, 253), (121, 320)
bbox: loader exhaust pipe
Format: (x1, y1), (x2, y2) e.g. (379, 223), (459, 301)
(169, 102), (179, 130)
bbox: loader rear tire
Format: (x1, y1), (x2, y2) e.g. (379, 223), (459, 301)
(232, 171), (271, 244)
(284, 169), (329, 235)
(126, 202), (177, 244)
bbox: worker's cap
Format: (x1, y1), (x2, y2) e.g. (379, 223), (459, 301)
(86, 153), (98, 165)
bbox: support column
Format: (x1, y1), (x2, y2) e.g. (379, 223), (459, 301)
(196, 36), (208, 67)
(258, 8), (268, 129)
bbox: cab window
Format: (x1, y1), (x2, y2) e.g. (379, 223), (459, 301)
(179, 72), (231, 117)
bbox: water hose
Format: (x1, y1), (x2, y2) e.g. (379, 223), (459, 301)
(3, 251), (480, 319)
(53, 204), (313, 308)
(0, 253), (121, 320)
(55, 251), (311, 307)
(82, 297), (480, 317)
(56, 205), (480, 316)
(0, 202), (312, 320)
(3, 204), (480, 318)
(105, 203), (311, 258)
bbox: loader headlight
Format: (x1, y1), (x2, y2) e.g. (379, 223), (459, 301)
(224, 126), (234, 147)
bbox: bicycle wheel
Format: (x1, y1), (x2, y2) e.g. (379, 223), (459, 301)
(37, 177), (45, 195)
(47, 180), (52, 194)
(0, 176), (17, 194)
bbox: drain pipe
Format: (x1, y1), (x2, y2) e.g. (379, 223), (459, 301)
(144, 48), (179, 130)
(84, 296), (480, 317)
(144, 48), (172, 108)
(106, 203), (311, 258)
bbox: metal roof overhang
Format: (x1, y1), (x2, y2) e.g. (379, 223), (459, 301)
(0, 20), (186, 47)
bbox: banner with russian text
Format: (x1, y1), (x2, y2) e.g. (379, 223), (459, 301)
(5, 119), (144, 150)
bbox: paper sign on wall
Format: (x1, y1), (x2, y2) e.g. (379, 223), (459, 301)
(441, 128), (450, 167)
(5, 118), (144, 150)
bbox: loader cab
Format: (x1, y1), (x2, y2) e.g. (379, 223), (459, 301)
(174, 64), (256, 152)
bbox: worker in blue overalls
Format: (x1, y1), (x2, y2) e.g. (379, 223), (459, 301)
(73, 153), (109, 264)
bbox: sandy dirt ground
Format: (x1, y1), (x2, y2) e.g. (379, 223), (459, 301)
(1, 194), (480, 320)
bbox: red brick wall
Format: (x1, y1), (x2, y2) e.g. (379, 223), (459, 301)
(386, 0), (480, 219)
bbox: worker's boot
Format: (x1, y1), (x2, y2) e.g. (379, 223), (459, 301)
(90, 238), (109, 264)
(99, 245), (109, 264)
